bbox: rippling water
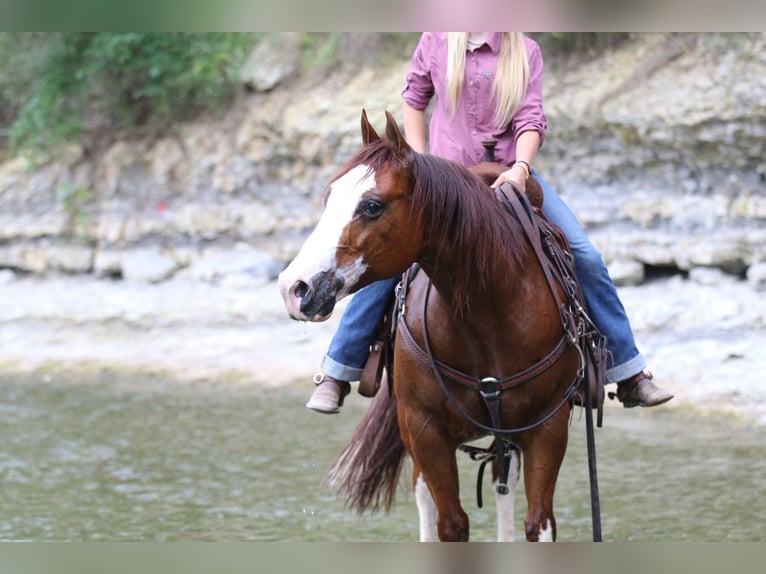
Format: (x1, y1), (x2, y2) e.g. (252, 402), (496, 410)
(0, 369), (763, 541)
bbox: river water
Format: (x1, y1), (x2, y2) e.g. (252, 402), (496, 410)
(1, 368), (763, 542)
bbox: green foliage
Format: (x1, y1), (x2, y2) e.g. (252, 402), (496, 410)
(0, 34), (51, 128)
(300, 33), (341, 68)
(57, 182), (94, 240)
(0, 32), (625, 159)
(3, 33), (259, 155)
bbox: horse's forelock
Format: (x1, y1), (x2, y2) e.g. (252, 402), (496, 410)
(325, 140), (393, 199)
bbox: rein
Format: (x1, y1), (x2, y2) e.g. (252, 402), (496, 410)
(395, 181), (606, 540)
(396, 182), (586, 437)
(398, 314), (570, 392)
(398, 284), (581, 435)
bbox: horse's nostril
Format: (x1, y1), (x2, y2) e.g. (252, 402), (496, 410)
(293, 281), (309, 299)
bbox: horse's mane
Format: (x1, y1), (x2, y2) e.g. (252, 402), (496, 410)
(328, 140), (529, 314)
(410, 152), (529, 313)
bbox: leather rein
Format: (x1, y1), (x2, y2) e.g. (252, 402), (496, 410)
(396, 181), (587, 437)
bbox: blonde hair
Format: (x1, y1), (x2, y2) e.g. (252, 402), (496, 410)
(446, 32), (529, 128)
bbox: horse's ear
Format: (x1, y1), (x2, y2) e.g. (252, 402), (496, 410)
(384, 110), (412, 161)
(361, 109), (380, 145)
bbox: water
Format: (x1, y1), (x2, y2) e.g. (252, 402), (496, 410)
(0, 369), (763, 542)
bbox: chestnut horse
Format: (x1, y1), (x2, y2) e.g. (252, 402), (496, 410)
(279, 111), (591, 542)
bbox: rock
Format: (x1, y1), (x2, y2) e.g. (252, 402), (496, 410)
(0, 241), (50, 273)
(0, 33), (765, 283)
(93, 249), (125, 278)
(688, 266), (729, 286)
(746, 262), (766, 290)
(149, 137), (186, 184)
(239, 34), (302, 92)
(119, 248), (180, 283)
(0, 240), (93, 274)
(607, 259), (645, 286)
(187, 246), (280, 284)
(48, 244), (94, 273)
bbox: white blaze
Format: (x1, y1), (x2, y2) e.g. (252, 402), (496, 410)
(278, 164), (375, 299)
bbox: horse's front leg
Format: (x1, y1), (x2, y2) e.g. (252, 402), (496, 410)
(521, 409), (570, 542)
(401, 413), (468, 541)
(412, 462), (438, 541)
(494, 447), (521, 541)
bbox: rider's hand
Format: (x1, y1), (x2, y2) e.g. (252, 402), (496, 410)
(490, 164), (527, 192)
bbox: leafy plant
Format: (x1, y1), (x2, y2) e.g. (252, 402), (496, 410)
(5, 33), (259, 155)
(300, 33), (342, 68)
(57, 182), (94, 240)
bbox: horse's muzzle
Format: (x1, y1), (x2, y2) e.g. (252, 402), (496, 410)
(278, 270), (344, 322)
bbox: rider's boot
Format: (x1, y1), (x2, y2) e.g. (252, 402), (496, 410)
(613, 370), (673, 408)
(306, 373), (351, 414)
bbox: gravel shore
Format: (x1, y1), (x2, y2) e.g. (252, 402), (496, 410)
(1, 271), (764, 425)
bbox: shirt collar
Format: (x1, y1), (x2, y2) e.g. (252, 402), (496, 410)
(486, 33), (502, 54)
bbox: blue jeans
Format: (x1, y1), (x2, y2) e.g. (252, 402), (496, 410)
(535, 171), (645, 383)
(322, 170), (645, 384)
(322, 277), (399, 382)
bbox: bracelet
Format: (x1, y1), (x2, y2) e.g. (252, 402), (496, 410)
(513, 160), (530, 180)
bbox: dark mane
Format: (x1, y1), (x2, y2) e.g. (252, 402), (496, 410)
(410, 152), (529, 313)
(327, 140), (529, 313)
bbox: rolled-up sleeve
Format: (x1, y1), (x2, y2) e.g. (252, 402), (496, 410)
(511, 38), (548, 147)
(401, 33), (436, 111)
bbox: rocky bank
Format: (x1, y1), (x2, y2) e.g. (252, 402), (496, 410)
(0, 33), (765, 424)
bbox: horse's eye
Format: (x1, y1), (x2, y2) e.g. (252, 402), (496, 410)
(359, 198), (385, 220)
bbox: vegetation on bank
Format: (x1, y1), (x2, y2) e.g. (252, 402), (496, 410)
(0, 32), (628, 159)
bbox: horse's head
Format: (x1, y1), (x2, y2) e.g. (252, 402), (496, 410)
(278, 110), (423, 321)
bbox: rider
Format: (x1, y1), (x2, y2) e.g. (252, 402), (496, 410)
(306, 32), (673, 414)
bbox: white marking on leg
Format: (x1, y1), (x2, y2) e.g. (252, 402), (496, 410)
(495, 449), (519, 542)
(415, 473), (437, 542)
(278, 165), (375, 301)
(538, 519), (554, 542)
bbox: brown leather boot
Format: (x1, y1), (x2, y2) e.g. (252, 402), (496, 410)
(306, 373), (351, 414)
(612, 370), (673, 408)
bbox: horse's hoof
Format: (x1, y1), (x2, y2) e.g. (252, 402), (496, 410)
(614, 371), (673, 408)
(306, 375), (351, 414)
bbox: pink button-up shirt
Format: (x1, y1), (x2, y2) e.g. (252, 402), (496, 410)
(402, 32), (547, 168)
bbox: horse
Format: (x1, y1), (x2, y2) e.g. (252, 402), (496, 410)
(278, 110), (592, 542)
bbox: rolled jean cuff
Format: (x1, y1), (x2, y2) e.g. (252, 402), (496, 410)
(321, 354), (364, 383)
(606, 353), (646, 384)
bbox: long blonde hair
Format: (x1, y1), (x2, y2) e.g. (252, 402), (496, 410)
(446, 32), (529, 128)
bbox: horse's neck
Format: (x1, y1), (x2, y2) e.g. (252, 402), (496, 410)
(421, 250), (559, 365)
(418, 222), (530, 316)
